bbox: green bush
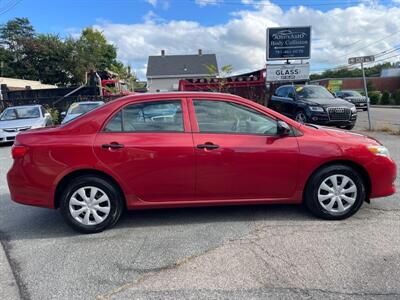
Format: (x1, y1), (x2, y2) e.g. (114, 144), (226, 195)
(368, 91), (381, 105)
(393, 89), (400, 105)
(381, 90), (391, 105)
(46, 107), (59, 124)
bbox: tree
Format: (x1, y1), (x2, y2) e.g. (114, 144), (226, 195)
(381, 90), (391, 105)
(393, 89), (400, 105)
(0, 17), (34, 50)
(0, 18), (36, 79)
(206, 64), (233, 92)
(0, 18), (128, 86)
(29, 34), (70, 85)
(310, 63), (393, 81)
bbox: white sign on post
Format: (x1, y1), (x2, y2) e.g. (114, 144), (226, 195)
(266, 64), (309, 82)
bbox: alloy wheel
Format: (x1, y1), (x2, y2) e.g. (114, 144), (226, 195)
(317, 174), (357, 214)
(295, 112), (307, 124)
(68, 186), (111, 226)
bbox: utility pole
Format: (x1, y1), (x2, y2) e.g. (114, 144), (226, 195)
(361, 62), (372, 130)
(348, 55), (374, 131)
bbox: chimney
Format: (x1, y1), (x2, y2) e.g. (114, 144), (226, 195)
(161, 49), (165, 56)
(198, 49), (202, 56)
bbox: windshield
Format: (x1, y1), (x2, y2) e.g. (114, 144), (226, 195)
(344, 91), (363, 97)
(0, 107), (40, 121)
(68, 103), (101, 115)
(296, 86), (334, 99)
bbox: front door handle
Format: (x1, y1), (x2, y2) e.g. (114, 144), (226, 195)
(196, 143), (219, 150)
(102, 142), (124, 149)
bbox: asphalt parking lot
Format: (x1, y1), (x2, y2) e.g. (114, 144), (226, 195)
(0, 108), (399, 300)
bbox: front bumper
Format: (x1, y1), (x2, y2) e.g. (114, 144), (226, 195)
(307, 111), (357, 126)
(0, 131), (17, 143)
(367, 156), (397, 198)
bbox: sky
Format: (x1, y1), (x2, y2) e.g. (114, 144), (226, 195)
(1, 0), (400, 79)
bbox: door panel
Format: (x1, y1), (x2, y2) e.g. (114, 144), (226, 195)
(94, 133), (195, 202)
(93, 99), (195, 203)
(193, 133), (299, 200)
(190, 99), (300, 201)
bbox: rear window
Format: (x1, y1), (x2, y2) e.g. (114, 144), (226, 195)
(104, 100), (183, 132)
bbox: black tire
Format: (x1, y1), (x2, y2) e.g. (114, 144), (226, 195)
(304, 164), (366, 220)
(363, 108), (368, 111)
(294, 110), (308, 124)
(339, 124), (355, 130)
(60, 175), (124, 233)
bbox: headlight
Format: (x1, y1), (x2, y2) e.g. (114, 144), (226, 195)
(309, 106), (324, 112)
(367, 145), (390, 158)
(30, 124), (45, 129)
(350, 106), (357, 113)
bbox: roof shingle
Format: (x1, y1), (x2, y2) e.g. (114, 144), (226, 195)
(146, 54), (218, 77)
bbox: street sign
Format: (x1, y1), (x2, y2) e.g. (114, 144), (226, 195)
(266, 63), (310, 82)
(348, 55), (375, 65)
(266, 26), (311, 61)
(347, 55), (375, 130)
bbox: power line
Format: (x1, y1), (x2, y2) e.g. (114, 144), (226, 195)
(335, 30), (400, 59)
(0, 0), (22, 16)
(188, 0), (394, 8)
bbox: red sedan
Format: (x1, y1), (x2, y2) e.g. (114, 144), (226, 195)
(7, 92), (396, 233)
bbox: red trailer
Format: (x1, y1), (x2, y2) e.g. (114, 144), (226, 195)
(179, 69), (268, 105)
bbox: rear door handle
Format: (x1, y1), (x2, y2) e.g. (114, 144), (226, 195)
(196, 143), (219, 150)
(102, 142), (124, 149)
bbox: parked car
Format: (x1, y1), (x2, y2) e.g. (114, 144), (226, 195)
(7, 92), (396, 233)
(269, 85), (357, 130)
(0, 105), (53, 144)
(61, 101), (104, 124)
(335, 90), (368, 111)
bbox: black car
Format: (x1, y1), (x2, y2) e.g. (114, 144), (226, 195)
(335, 90), (368, 111)
(269, 85), (357, 130)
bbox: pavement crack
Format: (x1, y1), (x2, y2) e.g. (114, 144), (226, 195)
(97, 244), (222, 300)
(0, 230), (30, 300)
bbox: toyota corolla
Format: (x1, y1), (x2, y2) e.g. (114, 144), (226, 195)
(7, 92), (396, 233)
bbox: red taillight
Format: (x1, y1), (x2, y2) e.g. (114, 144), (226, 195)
(11, 145), (28, 159)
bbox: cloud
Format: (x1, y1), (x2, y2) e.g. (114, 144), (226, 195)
(195, 0), (220, 7)
(146, 0), (157, 7)
(95, 2), (400, 79)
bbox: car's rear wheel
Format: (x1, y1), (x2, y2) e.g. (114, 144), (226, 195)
(295, 110), (308, 124)
(304, 165), (366, 220)
(60, 175), (124, 233)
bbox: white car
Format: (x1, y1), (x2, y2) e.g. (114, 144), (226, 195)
(61, 101), (105, 124)
(0, 105), (53, 144)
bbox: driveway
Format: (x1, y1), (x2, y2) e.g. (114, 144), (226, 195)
(0, 118), (399, 299)
(355, 107), (400, 131)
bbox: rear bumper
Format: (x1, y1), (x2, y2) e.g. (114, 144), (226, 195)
(7, 159), (54, 208)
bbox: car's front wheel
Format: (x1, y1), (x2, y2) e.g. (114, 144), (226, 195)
(304, 164), (366, 220)
(60, 175), (124, 233)
(295, 110), (308, 124)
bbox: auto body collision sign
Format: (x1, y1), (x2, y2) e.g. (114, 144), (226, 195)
(267, 26), (311, 60)
(266, 64), (310, 82)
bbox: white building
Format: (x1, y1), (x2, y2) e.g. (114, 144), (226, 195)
(146, 49), (218, 92)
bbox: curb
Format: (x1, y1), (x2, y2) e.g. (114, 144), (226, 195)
(0, 240), (20, 300)
(371, 105), (400, 109)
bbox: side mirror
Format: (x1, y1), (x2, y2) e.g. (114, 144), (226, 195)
(277, 121), (291, 136)
(61, 111), (66, 117)
(45, 113), (51, 118)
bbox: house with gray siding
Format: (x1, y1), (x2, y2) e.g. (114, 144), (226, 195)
(146, 50), (218, 92)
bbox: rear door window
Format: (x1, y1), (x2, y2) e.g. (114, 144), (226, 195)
(104, 100), (184, 132)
